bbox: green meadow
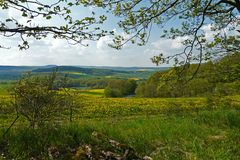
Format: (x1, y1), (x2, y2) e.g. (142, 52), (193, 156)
(1, 91), (240, 159)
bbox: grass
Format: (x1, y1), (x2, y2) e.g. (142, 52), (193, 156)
(77, 89), (105, 97)
(0, 83), (13, 95)
(1, 108), (240, 159)
(88, 109), (240, 159)
(74, 95), (240, 118)
(0, 94), (240, 159)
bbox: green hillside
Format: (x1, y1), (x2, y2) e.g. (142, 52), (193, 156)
(136, 53), (240, 97)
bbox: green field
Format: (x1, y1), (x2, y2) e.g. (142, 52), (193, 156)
(0, 83), (13, 95)
(77, 89), (105, 97)
(1, 92), (240, 159)
(0, 62), (239, 159)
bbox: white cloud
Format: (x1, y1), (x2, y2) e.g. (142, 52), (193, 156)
(97, 36), (112, 49)
(148, 36), (188, 58)
(0, 35), (158, 67)
(202, 23), (239, 41)
(202, 24), (217, 41)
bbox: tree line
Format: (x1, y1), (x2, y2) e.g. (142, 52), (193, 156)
(136, 53), (240, 98)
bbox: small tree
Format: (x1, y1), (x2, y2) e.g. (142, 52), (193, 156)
(104, 87), (123, 98)
(104, 79), (137, 97)
(12, 71), (68, 128)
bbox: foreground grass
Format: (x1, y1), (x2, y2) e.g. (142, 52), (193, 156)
(1, 108), (240, 159)
(1, 95), (240, 159)
(80, 108), (240, 159)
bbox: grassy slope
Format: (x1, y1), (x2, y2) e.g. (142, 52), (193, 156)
(1, 108), (239, 159)
(83, 109), (240, 159)
(0, 90), (240, 159)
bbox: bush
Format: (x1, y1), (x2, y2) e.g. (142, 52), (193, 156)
(104, 79), (137, 97)
(104, 87), (123, 97)
(12, 72), (70, 128)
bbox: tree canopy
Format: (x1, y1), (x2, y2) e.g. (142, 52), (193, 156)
(0, 0), (240, 66)
(0, 0), (111, 49)
(97, 0), (240, 66)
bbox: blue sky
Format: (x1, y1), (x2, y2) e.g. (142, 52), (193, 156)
(0, 2), (187, 67)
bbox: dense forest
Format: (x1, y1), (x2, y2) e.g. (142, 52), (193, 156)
(136, 53), (240, 98)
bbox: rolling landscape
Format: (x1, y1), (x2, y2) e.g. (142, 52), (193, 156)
(0, 65), (167, 80)
(1, 0), (240, 160)
(1, 54), (240, 159)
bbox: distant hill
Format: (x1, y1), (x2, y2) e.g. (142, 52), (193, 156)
(0, 65), (168, 81)
(0, 66), (35, 80)
(0, 66), (35, 72)
(78, 66), (170, 72)
(0, 65), (59, 80)
(32, 66), (129, 76)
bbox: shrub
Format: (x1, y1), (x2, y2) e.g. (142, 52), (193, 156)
(104, 87), (123, 97)
(104, 79), (137, 97)
(11, 72), (69, 128)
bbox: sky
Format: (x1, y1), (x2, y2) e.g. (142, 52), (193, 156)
(0, 1), (189, 67)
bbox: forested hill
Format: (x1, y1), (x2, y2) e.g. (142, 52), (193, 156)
(0, 65), (167, 80)
(33, 66), (129, 76)
(0, 66), (38, 80)
(136, 53), (240, 97)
